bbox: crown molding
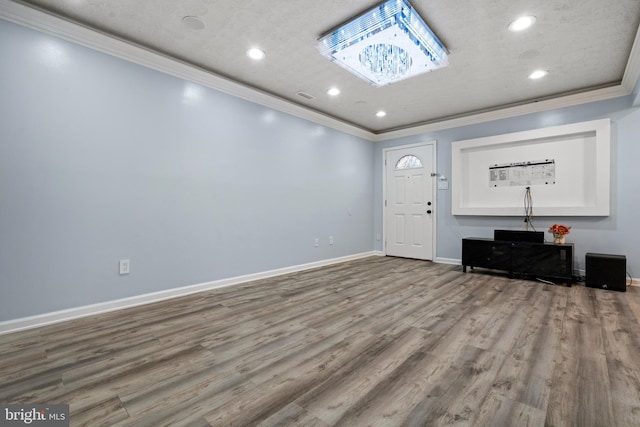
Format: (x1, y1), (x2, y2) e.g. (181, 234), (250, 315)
(0, 0), (376, 141)
(2, 0), (639, 143)
(373, 85), (629, 141)
(622, 21), (640, 93)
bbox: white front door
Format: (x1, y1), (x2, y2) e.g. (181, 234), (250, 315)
(384, 144), (435, 260)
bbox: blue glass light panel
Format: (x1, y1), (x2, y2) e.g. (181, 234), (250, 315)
(317, 0), (448, 86)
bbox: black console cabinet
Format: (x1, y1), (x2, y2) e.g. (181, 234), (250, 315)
(462, 238), (574, 284)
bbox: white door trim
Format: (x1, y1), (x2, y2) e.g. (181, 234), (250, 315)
(382, 140), (437, 259)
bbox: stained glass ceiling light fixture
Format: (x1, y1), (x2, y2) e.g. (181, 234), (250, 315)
(317, 0), (448, 87)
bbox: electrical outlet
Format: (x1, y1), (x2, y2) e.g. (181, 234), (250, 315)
(119, 259), (130, 275)
(314, 238), (320, 247)
(329, 236), (334, 245)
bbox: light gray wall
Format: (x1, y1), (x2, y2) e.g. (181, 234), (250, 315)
(374, 97), (640, 277)
(633, 76), (640, 106)
(0, 20), (374, 321)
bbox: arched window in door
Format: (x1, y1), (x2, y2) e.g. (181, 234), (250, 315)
(395, 155), (423, 170)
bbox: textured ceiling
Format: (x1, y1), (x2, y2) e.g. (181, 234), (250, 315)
(8, 0), (640, 134)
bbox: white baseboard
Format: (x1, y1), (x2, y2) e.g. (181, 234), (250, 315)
(2, 251), (634, 335)
(0, 251), (382, 335)
(434, 257), (462, 265)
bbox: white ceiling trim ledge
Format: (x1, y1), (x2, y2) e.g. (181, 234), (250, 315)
(622, 22), (640, 92)
(1, 0), (639, 143)
(374, 85), (629, 141)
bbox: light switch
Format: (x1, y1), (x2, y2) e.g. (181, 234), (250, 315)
(437, 180), (449, 190)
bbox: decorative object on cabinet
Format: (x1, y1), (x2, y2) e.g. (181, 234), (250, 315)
(548, 223), (571, 244)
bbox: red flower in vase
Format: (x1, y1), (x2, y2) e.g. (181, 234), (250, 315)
(548, 224), (571, 236)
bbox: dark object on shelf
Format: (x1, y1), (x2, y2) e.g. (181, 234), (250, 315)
(585, 253), (626, 292)
(462, 237), (574, 285)
(494, 229), (544, 243)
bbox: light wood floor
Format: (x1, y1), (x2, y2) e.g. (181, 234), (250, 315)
(1, 256), (640, 426)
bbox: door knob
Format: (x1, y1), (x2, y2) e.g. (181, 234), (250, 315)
(427, 210), (432, 214)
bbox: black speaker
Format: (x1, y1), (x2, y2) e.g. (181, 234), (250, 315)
(494, 229), (544, 243)
(585, 253), (626, 292)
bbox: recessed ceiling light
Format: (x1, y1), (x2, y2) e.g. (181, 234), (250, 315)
(246, 48), (265, 60)
(529, 69), (548, 80)
(376, 110), (387, 117)
(326, 87), (341, 96)
(509, 16), (536, 32)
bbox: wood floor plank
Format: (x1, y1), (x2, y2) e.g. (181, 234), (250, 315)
(70, 396), (130, 427)
(474, 392), (546, 427)
(427, 345), (506, 426)
(116, 372), (249, 426)
(256, 402), (328, 427)
(204, 330), (386, 425)
(1, 256), (639, 426)
(413, 274), (506, 337)
(299, 327), (431, 425)
(594, 288), (640, 426)
(326, 347), (442, 426)
(396, 346), (492, 427)
(545, 287), (618, 427)
(488, 285), (567, 411)
(415, 275), (518, 367)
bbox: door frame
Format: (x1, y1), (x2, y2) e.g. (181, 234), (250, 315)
(382, 141), (437, 259)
